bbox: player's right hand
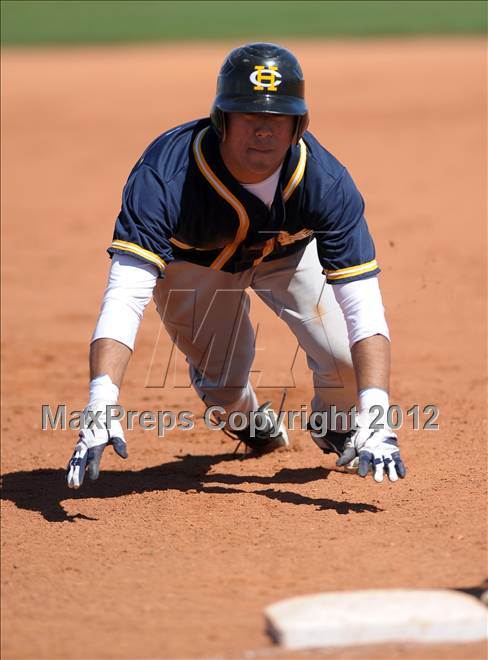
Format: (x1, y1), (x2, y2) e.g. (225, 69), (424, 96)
(66, 407), (127, 489)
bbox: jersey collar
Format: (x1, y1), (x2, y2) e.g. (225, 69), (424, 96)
(195, 126), (306, 213)
(191, 125), (307, 271)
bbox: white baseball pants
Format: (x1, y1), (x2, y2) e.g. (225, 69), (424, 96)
(153, 240), (356, 428)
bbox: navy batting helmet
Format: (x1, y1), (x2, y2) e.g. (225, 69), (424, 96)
(210, 42), (309, 143)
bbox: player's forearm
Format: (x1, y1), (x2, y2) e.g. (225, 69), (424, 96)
(88, 254), (158, 389)
(332, 276), (391, 407)
(89, 338), (132, 388)
(351, 333), (390, 394)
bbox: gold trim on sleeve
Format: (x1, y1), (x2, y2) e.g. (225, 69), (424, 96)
(111, 239), (166, 271)
(325, 259), (378, 280)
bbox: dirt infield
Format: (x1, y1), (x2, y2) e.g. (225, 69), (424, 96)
(1, 39), (487, 659)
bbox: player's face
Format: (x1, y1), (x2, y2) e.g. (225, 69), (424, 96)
(220, 112), (296, 183)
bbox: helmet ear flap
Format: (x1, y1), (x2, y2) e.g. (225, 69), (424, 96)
(295, 113), (309, 143)
(210, 106), (226, 142)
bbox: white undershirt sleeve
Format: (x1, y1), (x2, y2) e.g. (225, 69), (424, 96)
(332, 276), (390, 348)
(91, 253), (158, 351)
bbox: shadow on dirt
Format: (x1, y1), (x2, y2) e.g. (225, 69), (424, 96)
(1, 453), (382, 522)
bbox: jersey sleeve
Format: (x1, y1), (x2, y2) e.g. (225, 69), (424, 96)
(108, 163), (176, 274)
(314, 168), (380, 284)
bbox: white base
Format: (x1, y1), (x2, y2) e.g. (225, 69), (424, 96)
(265, 589), (488, 650)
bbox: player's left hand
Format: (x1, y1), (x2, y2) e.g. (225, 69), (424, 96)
(336, 426), (406, 483)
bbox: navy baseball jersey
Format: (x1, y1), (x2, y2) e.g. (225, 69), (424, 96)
(109, 118), (380, 284)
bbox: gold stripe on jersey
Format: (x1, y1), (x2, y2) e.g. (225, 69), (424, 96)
(193, 127), (250, 270)
(325, 259), (378, 281)
(169, 237), (216, 251)
(252, 237), (277, 267)
(111, 240), (166, 271)
(277, 228), (313, 246)
(193, 129), (308, 270)
(170, 237), (193, 250)
(283, 139), (307, 202)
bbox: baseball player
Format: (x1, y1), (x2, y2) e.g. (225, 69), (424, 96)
(67, 43), (406, 489)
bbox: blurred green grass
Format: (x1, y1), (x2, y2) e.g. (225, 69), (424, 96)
(2, 0), (486, 46)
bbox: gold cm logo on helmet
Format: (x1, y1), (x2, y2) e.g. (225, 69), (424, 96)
(249, 65), (282, 92)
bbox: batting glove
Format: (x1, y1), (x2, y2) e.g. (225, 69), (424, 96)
(336, 425), (406, 483)
(66, 407), (127, 489)
(67, 375), (128, 488)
